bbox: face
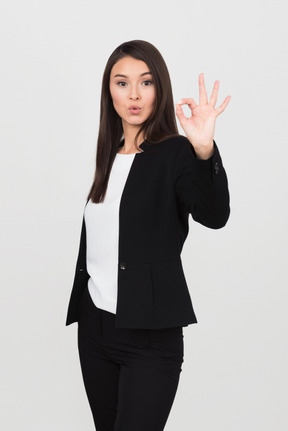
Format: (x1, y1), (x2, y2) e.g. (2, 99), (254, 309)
(109, 56), (156, 133)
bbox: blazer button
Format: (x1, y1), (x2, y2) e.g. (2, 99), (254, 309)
(120, 262), (127, 270)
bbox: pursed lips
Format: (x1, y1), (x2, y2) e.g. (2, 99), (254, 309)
(128, 106), (142, 113)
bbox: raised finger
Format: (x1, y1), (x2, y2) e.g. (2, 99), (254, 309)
(199, 73), (208, 105)
(209, 80), (220, 108)
(215, 95), (231, 115)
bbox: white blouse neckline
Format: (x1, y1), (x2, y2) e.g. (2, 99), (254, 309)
(116, 151), (142, 155)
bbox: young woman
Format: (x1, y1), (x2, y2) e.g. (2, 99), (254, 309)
(66, 39), (231, 431)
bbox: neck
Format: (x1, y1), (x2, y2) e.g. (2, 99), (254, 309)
(121, 123), (145, 152)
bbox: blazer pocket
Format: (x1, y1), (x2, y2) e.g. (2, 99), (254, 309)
(150, 260), (193, 314)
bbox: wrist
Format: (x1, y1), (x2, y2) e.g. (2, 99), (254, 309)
(192, 140), (214, 160)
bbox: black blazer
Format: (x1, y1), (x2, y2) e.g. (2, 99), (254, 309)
(65, 135), (230, 329)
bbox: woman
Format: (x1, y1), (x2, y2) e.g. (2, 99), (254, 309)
(66, 40), (231, 430)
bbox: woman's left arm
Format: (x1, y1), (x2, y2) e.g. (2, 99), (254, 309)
(174, 73), (231, 228)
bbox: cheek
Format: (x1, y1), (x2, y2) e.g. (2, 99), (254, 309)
(110, 87), (122, 108)
(147, 89), (156, 107)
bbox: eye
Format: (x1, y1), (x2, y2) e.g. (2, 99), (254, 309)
(117, 81), (127, 87)
(142, 80), (153, 86)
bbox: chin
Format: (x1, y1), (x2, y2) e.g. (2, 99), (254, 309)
(124, 117), (145, 126)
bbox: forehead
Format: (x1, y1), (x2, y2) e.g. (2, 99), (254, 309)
(110, 56), (151, 77)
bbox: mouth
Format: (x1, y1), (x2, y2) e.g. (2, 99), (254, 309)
(129, 106), (142, 114)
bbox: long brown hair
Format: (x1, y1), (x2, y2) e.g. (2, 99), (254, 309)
(87, 40), (180, 203)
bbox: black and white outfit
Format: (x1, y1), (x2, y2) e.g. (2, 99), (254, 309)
(66, 136), (230, 431)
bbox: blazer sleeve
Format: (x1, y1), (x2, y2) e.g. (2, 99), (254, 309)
(173, 139), (230, 229)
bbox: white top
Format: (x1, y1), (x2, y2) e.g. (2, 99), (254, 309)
(84, 152), (140, 314)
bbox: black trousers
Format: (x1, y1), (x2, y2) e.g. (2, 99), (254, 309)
(77, 285), (184, 431)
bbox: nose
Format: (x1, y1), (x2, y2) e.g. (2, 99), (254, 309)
(129, 94), (140, 101)
(129, 85), (140, 101)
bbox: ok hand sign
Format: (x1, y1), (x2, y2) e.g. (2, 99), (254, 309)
(176, 73), (231, 159)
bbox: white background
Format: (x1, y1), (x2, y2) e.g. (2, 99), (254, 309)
(1, 0), (287, 429)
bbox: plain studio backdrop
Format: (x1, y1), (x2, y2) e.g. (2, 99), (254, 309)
(0, 0), (287, 430)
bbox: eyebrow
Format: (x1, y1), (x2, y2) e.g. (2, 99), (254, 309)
(113, 71), (152, 78)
